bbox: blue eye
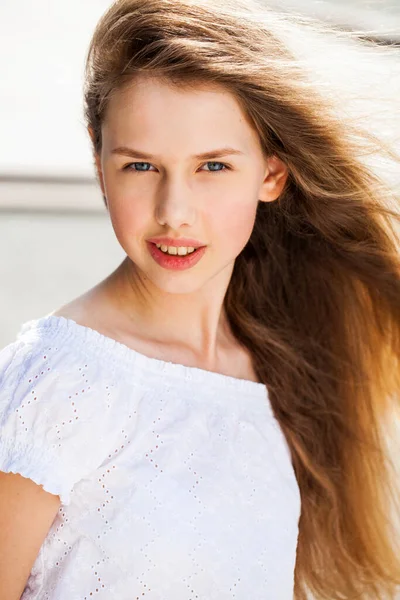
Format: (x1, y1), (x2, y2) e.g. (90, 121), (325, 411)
(122, 161), (229, 173)
(123, 162), (153, 172)
(203, 162), (228, 172)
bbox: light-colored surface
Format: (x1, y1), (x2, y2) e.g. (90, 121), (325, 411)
(0, 316), (301, 599)
(0, 0), (111, 179)
(268, 0), (400, 39)
(0, 179), (101, 212)
(0, 208), (125, 349)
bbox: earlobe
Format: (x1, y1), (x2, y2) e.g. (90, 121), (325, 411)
(258, 155), (289, 203)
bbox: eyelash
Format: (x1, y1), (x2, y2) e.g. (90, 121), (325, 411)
(122, 161), (231, 174)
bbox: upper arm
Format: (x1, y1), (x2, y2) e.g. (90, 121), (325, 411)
(0, 470), (61, 600)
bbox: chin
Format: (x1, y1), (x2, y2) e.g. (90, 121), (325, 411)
(149, 273), (211, 295)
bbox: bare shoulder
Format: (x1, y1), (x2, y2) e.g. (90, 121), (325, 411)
(51, 263), (125, 329)
(49, 269), (137, 346)
(51, 291), (98, 326)
(51, 276), (115, 330)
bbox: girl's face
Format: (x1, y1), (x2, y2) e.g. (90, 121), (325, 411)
(93, 76), (288, 295)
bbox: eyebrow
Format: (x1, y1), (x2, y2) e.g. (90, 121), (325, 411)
(110, 146), (245, 160)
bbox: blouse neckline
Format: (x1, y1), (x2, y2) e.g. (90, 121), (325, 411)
(19, 314), (268, 398)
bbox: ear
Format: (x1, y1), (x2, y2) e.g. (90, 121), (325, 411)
(87, 125), (106, 199)
(258, 155), (289, 203)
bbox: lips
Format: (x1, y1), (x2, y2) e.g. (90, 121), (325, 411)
(147, 241), (207, 271)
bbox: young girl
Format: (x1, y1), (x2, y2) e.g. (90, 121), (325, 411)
(1, 0), (400, 598)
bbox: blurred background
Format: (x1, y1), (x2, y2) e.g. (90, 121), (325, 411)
(1, 0), (400, 347)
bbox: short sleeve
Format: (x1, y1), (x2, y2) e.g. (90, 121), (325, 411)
(0, 331), (119, 505)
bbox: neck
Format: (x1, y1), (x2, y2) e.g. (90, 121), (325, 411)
(102, 257), (237, 366)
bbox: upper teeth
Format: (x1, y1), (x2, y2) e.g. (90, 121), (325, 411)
(156, 244), (196, 256)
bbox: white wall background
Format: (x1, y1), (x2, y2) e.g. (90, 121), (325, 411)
(0, 0), (111, 179)
(0, 2), (125, 346)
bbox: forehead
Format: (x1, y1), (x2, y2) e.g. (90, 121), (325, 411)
(106, 75), (242, 117)
(102, 75), (261, 153)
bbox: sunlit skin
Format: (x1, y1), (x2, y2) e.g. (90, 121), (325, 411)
(89, 75), (288, 368)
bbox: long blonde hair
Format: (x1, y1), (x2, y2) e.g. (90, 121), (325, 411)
(83, 1), (400, 597)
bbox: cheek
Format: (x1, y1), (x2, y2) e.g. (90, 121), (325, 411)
(211, 197), (258, 251)
(107, 203), (151, 259)
(103, 169), (151, 236)
(110, 201), (147, 231)
(106, 189), (150, 241)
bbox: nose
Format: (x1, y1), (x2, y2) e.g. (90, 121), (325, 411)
(155, 176), (196, 228)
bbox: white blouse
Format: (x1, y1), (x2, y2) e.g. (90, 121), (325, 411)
(0, 315), (301, 600)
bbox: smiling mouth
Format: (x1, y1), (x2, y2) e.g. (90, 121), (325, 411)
(153, 243), (200, 257)
(147, 241), (207, 270)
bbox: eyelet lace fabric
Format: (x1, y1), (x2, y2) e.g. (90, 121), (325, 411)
(0, 315), (301, 600)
